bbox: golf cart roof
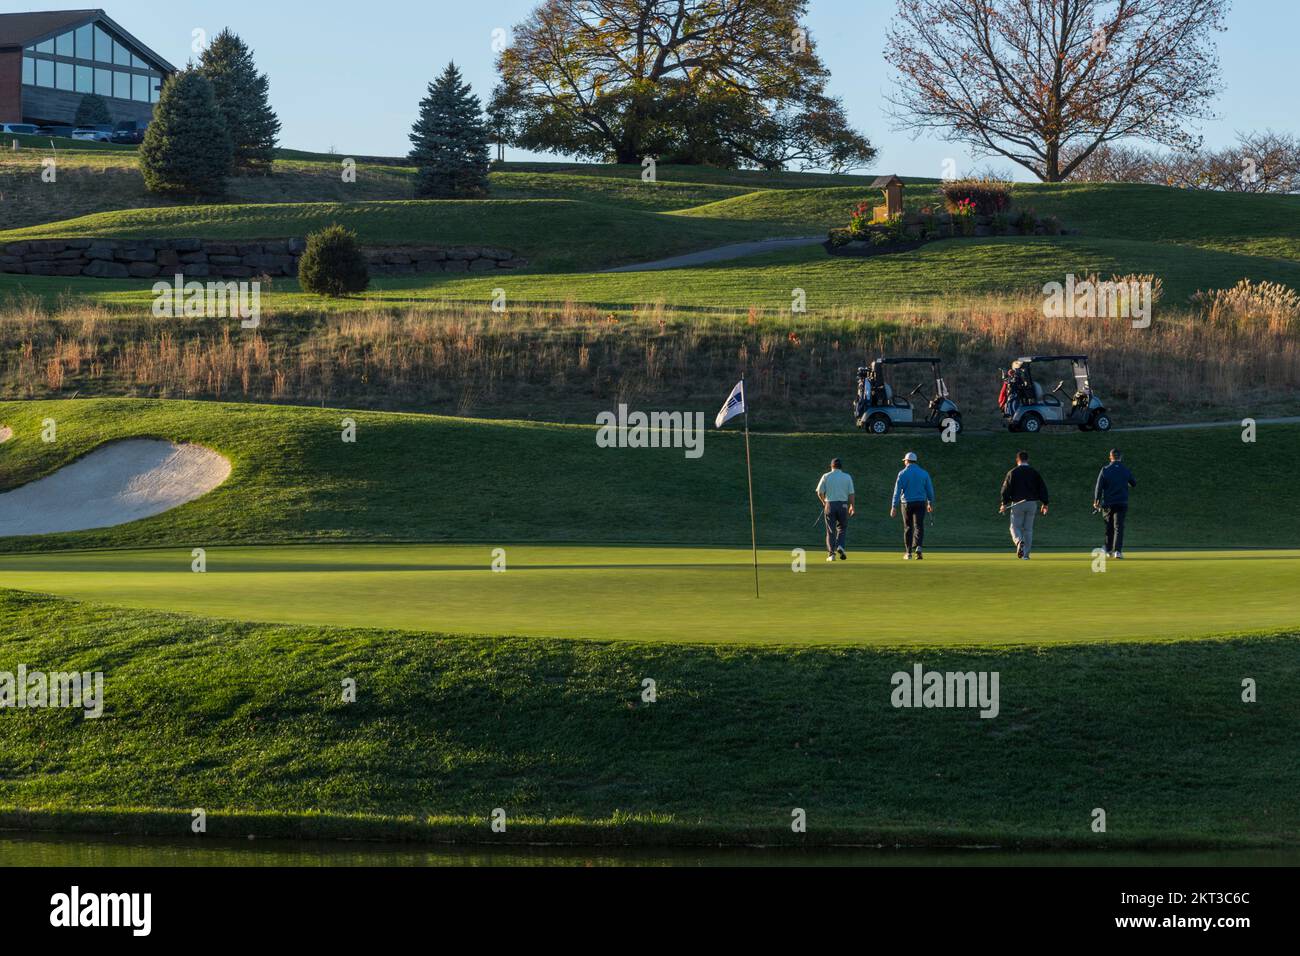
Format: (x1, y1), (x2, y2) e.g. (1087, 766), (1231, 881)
(874, 356), (942, 365)
(1014, 355), (1089, 364)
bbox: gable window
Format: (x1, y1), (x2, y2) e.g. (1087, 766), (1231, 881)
(114, 71), (131, 100)
(76, 23), (94, 59)
(95, 68), (112, 97)
(36, 58), (54, 88)
(76, 65), (93, 94)
(94, 25), (112, 63)
(56, 31), (74, 57)
(22, 56), (34, 86)
(35, 38), (54, 54)
(56, 61), (74, 91)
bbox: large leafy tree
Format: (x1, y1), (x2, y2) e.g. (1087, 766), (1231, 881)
(409, 63), (491, 198)
(492, 0), (874, 171)
(886, 0), (1230, 182)
(199, 29), (281, 175)
(139, 69), (234, 197)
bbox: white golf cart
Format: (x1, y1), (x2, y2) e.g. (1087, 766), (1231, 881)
(855, 356), (962, 435)
(1002, 355), (1112, 433)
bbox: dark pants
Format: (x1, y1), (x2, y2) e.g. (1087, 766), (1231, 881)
(1103, 504), (1128, 554)
(903, 501), (927, 553)
(824, 501), (849, 555)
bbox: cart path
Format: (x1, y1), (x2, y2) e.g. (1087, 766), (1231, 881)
(603, 236), (824, 272)
(1115, 416), (1300, 432)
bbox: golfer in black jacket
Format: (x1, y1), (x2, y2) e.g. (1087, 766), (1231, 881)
(1094, 449), (1137, 558)
(999, 450), (1049, 560)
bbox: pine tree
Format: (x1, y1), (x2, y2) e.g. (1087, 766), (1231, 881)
(199, 29), (280, 175)
(73, 93), (112, 127)
(139, 69), (234, 197)
(409, 63), (490, 199)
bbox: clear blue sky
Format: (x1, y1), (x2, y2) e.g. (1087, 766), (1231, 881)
(10, 0), (1296, 177)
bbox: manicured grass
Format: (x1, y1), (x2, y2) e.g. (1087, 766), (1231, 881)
(1, 545), (1294, 644)
(0, 199), (783, 273)
(1, 399), (1297, 553)
(0, 587), (1295, 846)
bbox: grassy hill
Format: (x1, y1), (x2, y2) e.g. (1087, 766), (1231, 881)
(2, 399), (1297, 553)
(1, 155), (1296, 313)
(1, 587), (1295, 847)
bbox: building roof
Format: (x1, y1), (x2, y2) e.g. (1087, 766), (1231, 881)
(0, 8), (175, 71)
(871, 175), (904, 188)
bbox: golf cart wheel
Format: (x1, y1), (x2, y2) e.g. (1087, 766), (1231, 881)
(866, 414), (890, 435)
(1021, 413), (1043, 434)
(1091, 410), (1112, 432)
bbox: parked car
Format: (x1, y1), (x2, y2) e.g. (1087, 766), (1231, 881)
(35, 126), (74, 138)
(70, 127), (112, 143)
(110, 121), (147, 145)
(0, 123), (39, 135)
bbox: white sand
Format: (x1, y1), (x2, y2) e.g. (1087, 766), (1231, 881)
(0, 440), (231, 537)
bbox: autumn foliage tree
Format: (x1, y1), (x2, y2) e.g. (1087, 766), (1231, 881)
(885, 0), (1230, 182)
(492, 0), (874, 171)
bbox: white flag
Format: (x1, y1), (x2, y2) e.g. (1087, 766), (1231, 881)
(715, 380), (746, 428)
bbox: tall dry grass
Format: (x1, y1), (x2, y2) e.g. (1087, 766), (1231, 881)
(1, 293), (1296, 429)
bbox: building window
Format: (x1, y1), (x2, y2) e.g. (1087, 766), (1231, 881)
(95, 68), (112, 97)
(95, 26), (112, 63)
(151, 76), (162, 103)
(76, 23), (94, 59)
(36, 38), (54, 54)
(113, 40), (131, 67)
(114, 71), (131, 100)
(56, 31), (75, 57)
(36, 58), (54, 88)
(56, 61), (74, 91)
(132, 73), (150, 102)
(22, 56), (34, 86)
(76, 65), (93, 94)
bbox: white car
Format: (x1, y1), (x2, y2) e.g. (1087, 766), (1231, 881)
(0, 123), (39, 135)
(70, 128), (112, 143)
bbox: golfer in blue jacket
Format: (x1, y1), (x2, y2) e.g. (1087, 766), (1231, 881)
(1094, 449), (1137, 558)
(890, 451), (935, 560)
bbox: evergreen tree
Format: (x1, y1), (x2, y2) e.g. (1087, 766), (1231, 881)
(409, 63), (490, 198)
(73, 93), (112, 127)
(199, 29), (280, 175)
(139, 69), (234, 197)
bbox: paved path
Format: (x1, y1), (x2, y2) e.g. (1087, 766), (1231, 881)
(1115, 416), (1300, 432)
(604, 235), (824, 272)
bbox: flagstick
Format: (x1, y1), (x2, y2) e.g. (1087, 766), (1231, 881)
(742, 380), (759, 599)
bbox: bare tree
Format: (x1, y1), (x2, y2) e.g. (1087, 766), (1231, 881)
(1065, 130), (1300, 193)
(886, 0), (1230, 182)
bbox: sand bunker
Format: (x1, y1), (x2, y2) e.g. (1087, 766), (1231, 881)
(0, 440), (230, 536)
(0, 427), (11, 444)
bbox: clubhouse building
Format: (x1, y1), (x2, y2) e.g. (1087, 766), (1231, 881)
(0, 9), (175, 126)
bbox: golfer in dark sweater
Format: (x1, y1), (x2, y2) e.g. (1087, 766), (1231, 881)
(999, 451), (1049, 559)
(1094, 449), (1137, 558)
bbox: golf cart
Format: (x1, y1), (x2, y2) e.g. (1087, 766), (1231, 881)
(855, 357), (962, 435)
(1001, 355), (1112, 433)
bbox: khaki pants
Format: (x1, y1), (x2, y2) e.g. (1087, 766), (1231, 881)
(1008, 500), (1038, 556)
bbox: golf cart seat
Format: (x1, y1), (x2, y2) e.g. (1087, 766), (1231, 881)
(1032, 382), (1045, 401)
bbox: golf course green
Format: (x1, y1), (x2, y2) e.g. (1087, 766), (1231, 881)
(0, 545), (1295, 644)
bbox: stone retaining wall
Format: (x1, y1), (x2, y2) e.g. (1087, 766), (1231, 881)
(0, 238), (527, 279)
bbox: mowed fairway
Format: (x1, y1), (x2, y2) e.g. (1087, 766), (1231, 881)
(0, 545), (1295, 644)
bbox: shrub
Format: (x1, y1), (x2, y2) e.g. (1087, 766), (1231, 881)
(951, 197), (977, 236)
(1013, 208), (1038, 235)
(298, 225), (370, 297)
(1040, 215), (1063, 236)
(847, 200), (872, 236)
(139, 69), (233, 197)
(989, 212), (1010, 235)
(73, 93), (112, 127)
(940, 177), (1012, 215)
